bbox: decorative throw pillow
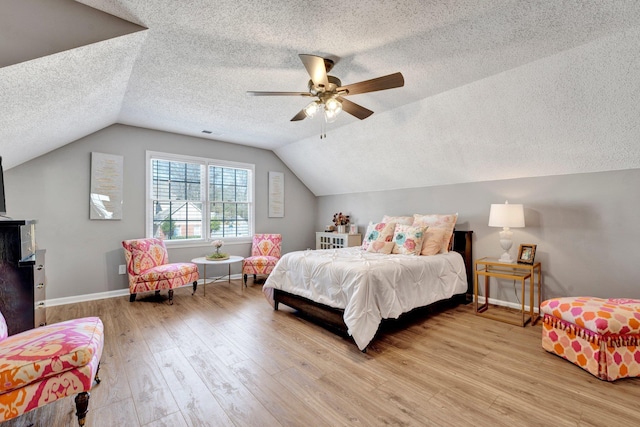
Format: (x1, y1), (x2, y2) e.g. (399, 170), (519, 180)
(412, 213), (458, 254)
(366, 241), (395, 254)
(420, 228), (450, 256)
(361, 222), (396, 251)
(392, 224), (427, 255)
(381, 215), (414, 226)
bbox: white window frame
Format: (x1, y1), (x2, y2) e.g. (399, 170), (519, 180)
(146, 151), (255, 247)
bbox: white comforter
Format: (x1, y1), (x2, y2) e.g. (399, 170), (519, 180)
(263, 247), (468, 350)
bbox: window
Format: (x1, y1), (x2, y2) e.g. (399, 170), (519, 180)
(146, 151), (254, 245)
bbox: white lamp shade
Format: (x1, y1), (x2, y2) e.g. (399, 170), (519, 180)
(488, 202), (525, 228)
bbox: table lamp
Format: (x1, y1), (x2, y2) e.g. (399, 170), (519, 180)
(488, 200), (525, 263)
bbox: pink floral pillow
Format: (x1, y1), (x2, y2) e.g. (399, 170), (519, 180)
(366, 241), (395, 254)
(361, 222), (396, 251)
(381, 215), (414, 225)
(412, 213), (458, 254)
(392, 224), (427, 255)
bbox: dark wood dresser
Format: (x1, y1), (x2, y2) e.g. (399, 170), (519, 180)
(0, 220), (46, 335)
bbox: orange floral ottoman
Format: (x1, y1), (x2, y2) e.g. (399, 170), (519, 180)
(541, 297), (640, 381)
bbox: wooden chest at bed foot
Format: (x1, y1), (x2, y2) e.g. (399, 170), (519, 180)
(541, 296), (640, 381)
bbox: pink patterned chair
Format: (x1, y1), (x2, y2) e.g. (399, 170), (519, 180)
(0, 311), (104, 426)
(242, 234), (282, 285)
(122, 238), (199, 304)
(541, 296), (640, 381)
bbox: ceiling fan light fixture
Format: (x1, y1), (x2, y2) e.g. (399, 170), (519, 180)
(247, 54), (405, 125)
(325, 97), (341, 113)
(323, 97), (342, 123)
(324, 108), (339, 123)
(303, 101), (320, 118)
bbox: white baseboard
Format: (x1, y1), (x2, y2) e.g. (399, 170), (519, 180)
(46, 289), (130, 307)
(45, 274), (244, 307)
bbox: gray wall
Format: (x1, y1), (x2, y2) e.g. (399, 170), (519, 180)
(5, 124), (317, 300)
(6, 121), (639, 304)
(317, 168), (640, 302)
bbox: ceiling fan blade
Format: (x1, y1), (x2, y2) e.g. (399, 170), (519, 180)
(247, 91), (311, 97)
(290, 109), (307, 121)
(337, 72), (404, 96)
(299, 54), (329, 88)
(338, 97), (373, 120)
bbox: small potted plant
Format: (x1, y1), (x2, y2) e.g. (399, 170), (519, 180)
(333, 212), (350, 233)
(206, 239), (229, 260)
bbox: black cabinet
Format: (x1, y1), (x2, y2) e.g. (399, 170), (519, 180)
(0, 220), (46, 335)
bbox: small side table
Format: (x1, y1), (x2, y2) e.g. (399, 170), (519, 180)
(474, 257), (542, 327)
(191, 256), (244, 296)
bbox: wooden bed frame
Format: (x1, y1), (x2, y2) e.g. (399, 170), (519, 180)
(273, 230), (474, 348)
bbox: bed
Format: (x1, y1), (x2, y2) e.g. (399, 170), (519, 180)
(263, 230), (473, 351)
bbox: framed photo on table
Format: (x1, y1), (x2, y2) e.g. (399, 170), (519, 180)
(517, 244), (537, 265)
(349, 224), (358, 234)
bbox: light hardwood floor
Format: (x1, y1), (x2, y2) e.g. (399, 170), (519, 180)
(6, 281), (640, 427)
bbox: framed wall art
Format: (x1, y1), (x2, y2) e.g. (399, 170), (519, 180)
(268, 171), (284, 217)
(90, 152), (123, 220)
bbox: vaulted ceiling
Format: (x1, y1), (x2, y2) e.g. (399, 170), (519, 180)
(2, 0), (640, 196)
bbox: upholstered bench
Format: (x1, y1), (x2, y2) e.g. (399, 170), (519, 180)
(541, 296), (640, 381)
(0, 313), (104, 425)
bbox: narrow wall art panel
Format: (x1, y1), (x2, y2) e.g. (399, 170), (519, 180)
(90, 152), (123, 220)
(268, 171), (284, 218)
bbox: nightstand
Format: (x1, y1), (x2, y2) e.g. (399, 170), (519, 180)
(474, 257), (542, 327)
(315, 232), (361, 249)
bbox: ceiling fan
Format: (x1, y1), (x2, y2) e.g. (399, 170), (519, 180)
(247, 54), (404, 123)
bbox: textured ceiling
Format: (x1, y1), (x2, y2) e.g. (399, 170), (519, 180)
(2, 1), (640, 195)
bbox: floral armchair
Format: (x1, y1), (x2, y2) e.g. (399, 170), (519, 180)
(122, 238), (199, 304)
(242, 234), (282, 285)
(0, 311), (104, 426)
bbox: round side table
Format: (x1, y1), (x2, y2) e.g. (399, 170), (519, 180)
(191, 255), (244, 296)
